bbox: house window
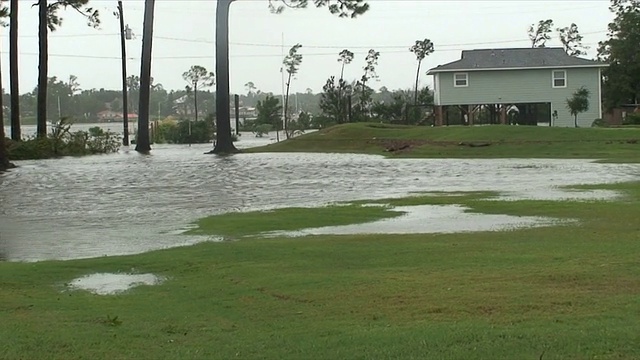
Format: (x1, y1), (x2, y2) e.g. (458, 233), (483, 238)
(552, 70), (566, 88)
(454, 73), (468, 87)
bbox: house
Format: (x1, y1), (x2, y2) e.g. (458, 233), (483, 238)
(97, 110), (138, 122)
(427, 48), (608, 127)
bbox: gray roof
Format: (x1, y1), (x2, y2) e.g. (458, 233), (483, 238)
(427, 47), (607, 74)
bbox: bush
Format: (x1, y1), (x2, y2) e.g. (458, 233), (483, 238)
(253, 124), (272, 138)
(155, 119), (214, 144)
(591, 118), (607, 127)
(623, 113), (640, 125)
(7, 118), (120, 160)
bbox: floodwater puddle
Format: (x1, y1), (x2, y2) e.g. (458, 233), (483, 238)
(67, 273), (165, 295)
(2, 148), (639, 261)
(262, 204), (571, 237)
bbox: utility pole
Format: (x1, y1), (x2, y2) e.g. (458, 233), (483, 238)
(117, 1), (130, 146)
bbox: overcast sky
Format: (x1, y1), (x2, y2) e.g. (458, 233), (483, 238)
(0, 0), (614, 96)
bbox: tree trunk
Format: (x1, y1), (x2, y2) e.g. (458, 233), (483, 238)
(284, 72), (291, 139)
(9, 0), (20, 141)
(338, 63), (345, 124)
(118, 1), (129, 146)
(36, 0), (48, 138)
(211, 0), (239, 154)
(0, 52), (12, 171)
(136, 0), (155, 153)
(194, 85), (199, 122)
(414, 60), (422, 107)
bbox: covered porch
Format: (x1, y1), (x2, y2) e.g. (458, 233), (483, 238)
(434, 103), (553, 126)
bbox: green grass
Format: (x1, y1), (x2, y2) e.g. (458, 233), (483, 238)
(186, 203), (403, 238)
(2, 182), (640, 359)
(245, 123), (640, 162)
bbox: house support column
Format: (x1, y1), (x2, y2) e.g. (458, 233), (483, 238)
(500, 105), (507, 125)
(435, 106), (444, 126)
(468, 105), (475, 126)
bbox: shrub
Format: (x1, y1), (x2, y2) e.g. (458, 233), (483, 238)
(623, 113), (640, 125)
(253, 124), (273, 138)
(156, 119), (214, 144)
(7, 118), (120, 160)
(591, 118), (607, 127)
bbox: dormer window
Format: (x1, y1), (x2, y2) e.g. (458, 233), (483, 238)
(454, 73), (468, 87)
(552, 70), (566, 88)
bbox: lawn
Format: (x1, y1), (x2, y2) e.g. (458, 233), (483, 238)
(245, 123), (640, 162)
(2, 183), (640, 359)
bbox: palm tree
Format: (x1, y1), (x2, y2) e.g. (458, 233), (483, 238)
(409, 39), (434, 109)
(182, 65), (215, 123)
(9, 0), (20, 141)
(211, 0), (237, 154)
(283, 44), (302, 139)
(136, 0), (154, 153)
(211, 0), (370, 154)
(1, 4), (13, 171)
(36, 0), (100, 138)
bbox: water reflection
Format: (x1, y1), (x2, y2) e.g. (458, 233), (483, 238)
(1, 142), (639, 262)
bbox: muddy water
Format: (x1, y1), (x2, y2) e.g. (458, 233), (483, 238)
(1, 142), (639, 262)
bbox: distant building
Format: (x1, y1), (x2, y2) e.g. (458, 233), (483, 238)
(97, 110), (138, 122)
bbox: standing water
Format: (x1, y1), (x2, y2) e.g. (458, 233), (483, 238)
(1, 139), (639, 262)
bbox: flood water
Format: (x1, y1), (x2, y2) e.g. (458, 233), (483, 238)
(1, 138), (640, 262)
(263, 204), (571, 238)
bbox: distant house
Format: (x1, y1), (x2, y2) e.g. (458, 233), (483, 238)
(97, 110), (138, 122)
(97, 110), (120, 121)
(427, 48), (608, 127)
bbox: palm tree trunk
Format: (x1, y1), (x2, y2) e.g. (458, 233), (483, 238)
(118, 1), (129, 146)
(194, 86), (199, 122)
(135, 0), (155, 153)
(9, 0), (20, 141)
(284, 72), (292, 139)
(0, 46), (14, 171)
(211, 0), (239, 154)
(414, 60), (422, 106)
(36, 0), (48, 138)
(412, 60), (423, 125)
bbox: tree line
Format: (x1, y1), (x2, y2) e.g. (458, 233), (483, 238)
(2, 0), (639, 169)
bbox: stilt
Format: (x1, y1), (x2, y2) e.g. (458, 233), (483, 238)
(435, 106), (444, 126)
(500, 105), (507, 125)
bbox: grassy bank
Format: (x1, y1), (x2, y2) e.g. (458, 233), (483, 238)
(246, 123), (640, 162)
(2, 183), (640, 359)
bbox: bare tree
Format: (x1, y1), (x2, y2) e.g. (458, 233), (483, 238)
(283, 44), (303, 138)
(557, 23), (589, 56)
(528, 19), (554, 48)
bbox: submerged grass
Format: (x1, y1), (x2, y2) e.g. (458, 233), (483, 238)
(186, 203), (403, 239)
(1, 182), (640, 359)
(246, 123), (640, 162)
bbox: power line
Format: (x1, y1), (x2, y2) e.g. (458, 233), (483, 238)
(0, 42), (603, 61)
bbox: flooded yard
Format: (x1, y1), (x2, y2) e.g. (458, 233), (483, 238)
(1, 141), (639, 262)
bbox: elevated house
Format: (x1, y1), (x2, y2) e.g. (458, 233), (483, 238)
(427, 48), (608, 127)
